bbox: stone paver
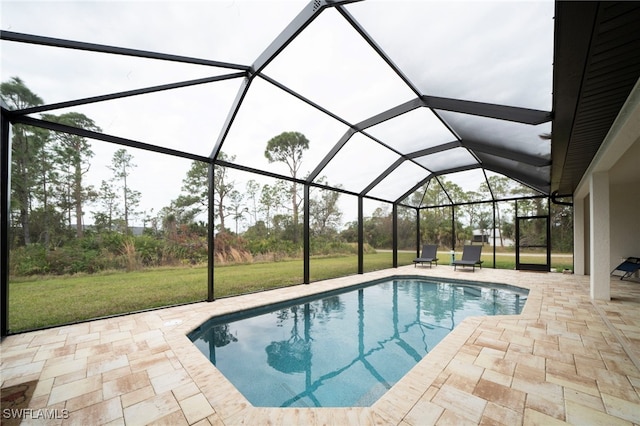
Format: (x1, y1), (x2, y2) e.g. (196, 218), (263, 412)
(2, 266), (640, 425)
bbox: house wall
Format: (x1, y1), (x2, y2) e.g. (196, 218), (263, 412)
(572, 79), (640, 299)
(610, 179), (640, 267)
(573, 151), (640, 285)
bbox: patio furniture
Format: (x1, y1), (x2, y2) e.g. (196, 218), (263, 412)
(611, 257), (640, 280)
(413, 244), (439, 268)
(452, 245), (483, 271)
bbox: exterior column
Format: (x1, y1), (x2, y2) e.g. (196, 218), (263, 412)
(589, 172), (610, 300)
(573, 196), (586, 275)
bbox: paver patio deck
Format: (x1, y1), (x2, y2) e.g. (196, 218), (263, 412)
(2, 266), (640, 425)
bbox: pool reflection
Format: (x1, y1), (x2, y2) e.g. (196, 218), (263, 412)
(189, 279), (527, 407)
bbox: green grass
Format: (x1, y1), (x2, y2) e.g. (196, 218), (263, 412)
(8, 251), (572, 332)
(8, 267), (209, 331)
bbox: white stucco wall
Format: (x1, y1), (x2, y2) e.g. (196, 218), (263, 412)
(589, 172), (611, 299)
(610, 180), (640, 267)
(572, 78), (640, 299)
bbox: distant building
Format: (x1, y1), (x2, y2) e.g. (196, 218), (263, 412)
(472, 229), (514, 247)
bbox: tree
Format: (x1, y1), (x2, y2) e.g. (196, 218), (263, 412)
(412, 178), (455, 249)
(264, 131), (309, 239)
(551, 201), (573, 252)
(43, 112), (99, 238)
(31, 127), (57, 247)
(28, 206), (67, 248)
(213, 152), (236, 233)
(480, 175), (514, 246)
(309, 178), (342, 238)
(459, 190), (484, 242)
(1, 77), (45, 245)
(259, 181), (287, 235)
(169, 154), (239, 234)
(173, 160), (209, 223)
(397, 205), (416, 250)
(93, 180), (119, 232)
(418, 178), (450, 207)
(365, 205), (393, 249)
(229, 190), (247, 235)
(245, 179), (261, 226)
(109, 149), (139, 233)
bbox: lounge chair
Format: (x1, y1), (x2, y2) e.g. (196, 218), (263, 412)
(413, 244), (438, 268)
(611, 257), (640, 280)
(452, 245), (483, 271)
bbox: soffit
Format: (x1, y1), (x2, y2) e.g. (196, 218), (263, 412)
(551, 1), (640, 195)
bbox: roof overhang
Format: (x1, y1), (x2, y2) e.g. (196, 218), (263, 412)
(551, 1), (640, 195)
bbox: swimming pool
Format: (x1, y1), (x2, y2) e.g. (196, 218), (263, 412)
(188, 277), (528, 408)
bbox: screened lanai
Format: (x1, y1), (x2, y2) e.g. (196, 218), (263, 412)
(1, 0), (623, 336)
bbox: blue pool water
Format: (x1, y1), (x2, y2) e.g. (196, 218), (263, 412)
(188, 277), (528, 408)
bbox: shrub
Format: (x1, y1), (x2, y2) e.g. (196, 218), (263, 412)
(133, 235), (165, 267)
(9, 244), (49, 276)
(46, 245), (102, 274)
(165, 225), (208, 265)
(245, 237), (300, 258)
(120, 239), (141, 272)
(213, 232), (252, 264)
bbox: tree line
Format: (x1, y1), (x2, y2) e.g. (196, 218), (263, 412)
(2, 77), (572, 276)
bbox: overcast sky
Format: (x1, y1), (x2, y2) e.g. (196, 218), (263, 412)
(1, 0), (554, 228)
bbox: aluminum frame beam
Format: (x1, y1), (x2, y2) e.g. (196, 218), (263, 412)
(15, 73), (247, 116)
(336, 5), (423, 98)
(259, 74), (353, 128)
(252, 0), (362, 75)
(394, 173), (434, 205)
(353, 98), (423, 131)
(422, 95), (552, 125)
(10, 115), (211, 164)
(209, 77), (252, 160)
(462, 139), (551, 167)
(406, 141), (462, 159)
(308, 128), (357, 181)
(483, 164), (549, 195)
(0, 30), (249, 71)
(360, 157), (405, 196)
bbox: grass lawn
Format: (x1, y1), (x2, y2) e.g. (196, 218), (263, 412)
(8, 251), (573, 332)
